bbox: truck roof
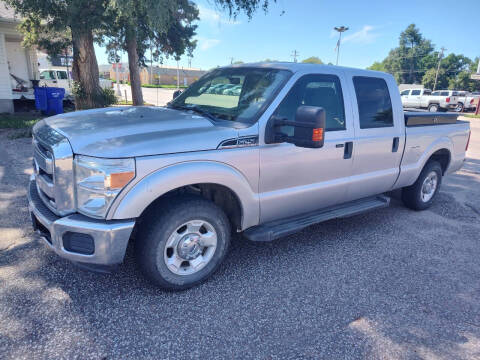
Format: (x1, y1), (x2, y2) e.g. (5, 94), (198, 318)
(225, 62), (395, 79)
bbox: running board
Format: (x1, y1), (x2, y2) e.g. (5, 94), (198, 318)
(244, 195), (390, 242)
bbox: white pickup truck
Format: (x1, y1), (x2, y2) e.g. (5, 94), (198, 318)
(39, 68), (112, 99)
(28, 63), (471, 290)
(401, 88), (458, 112)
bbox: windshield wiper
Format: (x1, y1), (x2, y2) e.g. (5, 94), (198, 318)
(169, 104), (218, 122)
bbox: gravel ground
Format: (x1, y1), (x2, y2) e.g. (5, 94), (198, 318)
(0, 119), (479, 359)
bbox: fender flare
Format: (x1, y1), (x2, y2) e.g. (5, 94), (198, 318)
(417, 136), (452, 172)
(396, 136), (453, 188)
(108, 161), (259, 230)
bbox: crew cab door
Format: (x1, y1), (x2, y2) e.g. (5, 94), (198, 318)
(39, 70), (57, 87)
(258, 71), (355, 223)
(55, 70), (71, 93)
(409, 89), (422, 108)
(347, 75), (405, 200)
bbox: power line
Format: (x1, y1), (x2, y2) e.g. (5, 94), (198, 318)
(291, 50), (299, 63)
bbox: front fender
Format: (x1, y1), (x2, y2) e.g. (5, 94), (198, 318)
(108, 161), (259, 230)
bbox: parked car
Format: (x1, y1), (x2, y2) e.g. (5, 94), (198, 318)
(39, 68), (112, 99)
(400, 88), (458, 111)
(29, 63), (470, 290)
(455, 92), (479, 112)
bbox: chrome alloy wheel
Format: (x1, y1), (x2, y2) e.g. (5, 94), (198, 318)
(163, 220), (218, 275)
(421, 171), (438, 203)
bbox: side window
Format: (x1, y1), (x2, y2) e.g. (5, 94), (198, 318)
(400, 90), (410, 96)
(40, 71), (55, 80)
(56, 71), (68, 80)
(411, 90), (421, 95)
(353, 76), (393, 129)
(273, 74), (346, 136)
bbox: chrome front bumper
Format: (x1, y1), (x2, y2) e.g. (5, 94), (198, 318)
(27, 178), (135, 265)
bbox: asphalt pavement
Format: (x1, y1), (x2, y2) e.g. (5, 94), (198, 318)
(0, 118), (479, 359)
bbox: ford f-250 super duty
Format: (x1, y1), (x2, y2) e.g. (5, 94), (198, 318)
(28, 63), (471, 290)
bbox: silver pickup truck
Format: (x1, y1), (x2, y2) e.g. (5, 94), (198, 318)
(28, 63), (471, 290)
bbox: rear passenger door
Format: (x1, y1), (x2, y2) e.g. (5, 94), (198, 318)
(348, 76), (405, 200)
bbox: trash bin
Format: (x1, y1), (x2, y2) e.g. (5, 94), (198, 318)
(33, 87), (47, 113)
(45, 87), (65, 115)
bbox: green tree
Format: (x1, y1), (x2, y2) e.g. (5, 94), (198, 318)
(368, 24), (434, 84)
(107, 0), (277, 105)
(422, 68), (448, 90)
(104, 0), (198, 105)
(367, 61), (386, 72)
(6, 0), (110, 109)
(301, 56), (323, 64)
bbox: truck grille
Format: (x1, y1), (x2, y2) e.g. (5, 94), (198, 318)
(32, 122), (75, 216)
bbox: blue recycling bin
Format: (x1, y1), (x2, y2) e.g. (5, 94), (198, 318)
(45, 87), (65, 115)
(33, 87), (47, 112)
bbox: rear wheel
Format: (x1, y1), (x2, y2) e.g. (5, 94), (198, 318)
(402, 161), (442, 210)
(428, 103), (439, 112)
(135, 196), (231, 290)
(455, 102), (464, 112)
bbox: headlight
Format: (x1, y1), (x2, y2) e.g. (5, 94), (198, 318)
(74, 155), (135, 218)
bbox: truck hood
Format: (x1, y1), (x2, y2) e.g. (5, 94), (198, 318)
(39, 106), (239, 157)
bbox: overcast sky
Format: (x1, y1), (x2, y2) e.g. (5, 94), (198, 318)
(95, 0), (480, 70)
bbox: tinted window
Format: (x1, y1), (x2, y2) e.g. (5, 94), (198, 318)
(56, 71), (68, 80)
(273, 74), (346, 135)
(40, 71), (55, 80)
(440, 91), (449, 96)
(423, 90), (431, 95)
(411, 90), (421, 95)
(432, 91), (440, 96)
(353, 76), (393, 129)
(400, 90), (410, 96)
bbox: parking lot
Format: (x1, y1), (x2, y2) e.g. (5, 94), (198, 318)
(0, 118), (479, 359)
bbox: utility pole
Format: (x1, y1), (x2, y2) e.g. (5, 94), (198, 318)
(176, 60), (180, 89)
(229, 57), (234, 65)
(334, 26), (349, 66)
(291, 50), (299, 63)
(149, 47), (153, 85)
(433, 47), (446, 91)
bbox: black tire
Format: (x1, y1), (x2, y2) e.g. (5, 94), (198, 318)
(402, 161), (442, 211)
(135, 196), (231, 290)
(455, 102), (464, 112)
(428, 104), (439, 112)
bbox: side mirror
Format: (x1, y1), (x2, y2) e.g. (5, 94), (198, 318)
(173, 89), (183, 99)
(265, 105), (326, 148)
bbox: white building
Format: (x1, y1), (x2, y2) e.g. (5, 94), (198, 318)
(0, 2), (38, 113)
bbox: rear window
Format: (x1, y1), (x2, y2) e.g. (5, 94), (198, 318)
(411, 90), (421, 95)
(440, 91), (449, 96)
(353, 76), (393, 129)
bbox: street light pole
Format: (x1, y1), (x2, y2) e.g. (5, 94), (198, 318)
(334, 26), (349, 66)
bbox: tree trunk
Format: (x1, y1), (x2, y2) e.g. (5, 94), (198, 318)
(126, 27), (144, 106)
(71, 27), (103, 110)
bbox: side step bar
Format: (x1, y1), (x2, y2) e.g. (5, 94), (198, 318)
(244, 195), (390, 242)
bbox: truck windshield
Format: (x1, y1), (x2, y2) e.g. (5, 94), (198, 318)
(169, 67), (292, 124)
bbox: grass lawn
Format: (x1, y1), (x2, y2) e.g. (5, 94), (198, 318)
(0, 113), (44, 129)
(464, 114), (480, 119)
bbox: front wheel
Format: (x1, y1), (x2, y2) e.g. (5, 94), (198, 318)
(428, 104), (439, 112)
(135, 197), (231, 290)
(402, 161), (442, 210)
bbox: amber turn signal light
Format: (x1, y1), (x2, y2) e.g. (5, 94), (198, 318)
(312, 128), (324, 142)
(106, 171), (135, 189)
